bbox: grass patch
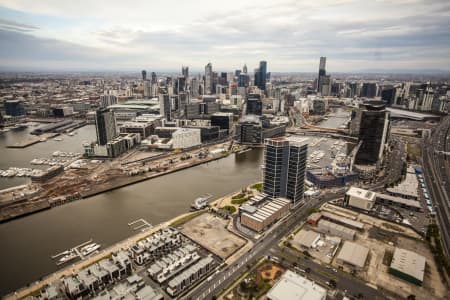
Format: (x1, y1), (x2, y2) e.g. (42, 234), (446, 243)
(250, 182), (263, 192)
(231, 196), (251, 205)
(223, 205), (236, 214)
(232, 193), (246, 199)
(169, 211), (204, 227)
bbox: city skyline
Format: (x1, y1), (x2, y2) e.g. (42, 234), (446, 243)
(0, 0), (449, 72)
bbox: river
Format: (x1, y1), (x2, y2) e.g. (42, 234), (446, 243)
(0, 133), (263, 296)
(0, 107), (350, 296)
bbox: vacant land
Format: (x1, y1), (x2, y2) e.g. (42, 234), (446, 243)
(180, 213), (246, 259)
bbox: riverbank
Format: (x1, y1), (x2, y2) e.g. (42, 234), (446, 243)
(0, 148), (235, 223)
(4, 184), (257, 300)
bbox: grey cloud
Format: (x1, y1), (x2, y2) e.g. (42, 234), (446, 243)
(0, 18), (38, 32)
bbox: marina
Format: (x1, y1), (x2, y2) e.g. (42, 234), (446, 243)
(51, 239), (101, 266)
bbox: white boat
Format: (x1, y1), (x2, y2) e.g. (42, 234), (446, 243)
(190, 194), (213, 210)
(81, 244), (101, 256)
(57, 253), (77, 265)
(54, 137), (63, 141)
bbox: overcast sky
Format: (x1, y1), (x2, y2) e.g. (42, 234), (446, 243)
(0, 0), (449, 72)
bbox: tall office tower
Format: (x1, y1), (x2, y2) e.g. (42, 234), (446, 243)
(254, 61), (267, 91)
(159, 93), (171, 121)
(263, 137), (308, 206)
(182, 66), (189, 78)
(243, 64), (248, 74)
(246, 93), (263, 115)
(238, 74), (250, 87)
(317, 56), (327, 93)
(175, 77), (186, 94)
(100, 94), (118, 108)
(95, 108), (117, 145)
(381, 86), (397, 106)
(360, 83), (378, 98)
(151, 72), (157, 84)
(354, 103), (390, 165)
(4, 100), (25, 116)
(143, 81), (152, 98)
(319, 75), (331, 96)
(141, 70), (147, 81)
(205, 62), (213, 95)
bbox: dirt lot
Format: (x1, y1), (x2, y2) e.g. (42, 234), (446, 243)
(180, 213), (246, 259)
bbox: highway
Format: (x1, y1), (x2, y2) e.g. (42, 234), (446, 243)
(186, 194), (388, 300)
(422, 115), (450, 258)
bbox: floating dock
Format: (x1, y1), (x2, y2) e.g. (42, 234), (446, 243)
(51, 239), (98, 265)
(128, 218), (153, 232)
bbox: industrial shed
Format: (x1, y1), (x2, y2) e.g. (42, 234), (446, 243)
(336, 241), (369, 270)
(389, 248), (426, 286)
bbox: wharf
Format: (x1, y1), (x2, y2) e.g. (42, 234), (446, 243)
(0, 146), (236, 223)
(7, 133), (59, 148)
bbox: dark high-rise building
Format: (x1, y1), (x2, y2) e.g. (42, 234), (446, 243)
(210, 112), (233, 133)
(246, 93), (262, 115)
(182, 66), (189, 78)
(95, 108), (117, 145)
(151, 72), (157, 84)
(263, 137), (308, 206)
(360, 83), (378, 98)
(317, 57), (327, 93)
(5, 100), (25, 116)
(159, 93), (171, 121)
(354, 103), (390, 165)
(141, 70), (147, 81)
(254, 61), (267, 91)
(238, 74), (249, 87)
(381, 86), (396, 106)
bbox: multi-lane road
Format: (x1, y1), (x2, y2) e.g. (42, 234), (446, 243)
(422, 115), (450, 258)
(186, 195), (388, 300)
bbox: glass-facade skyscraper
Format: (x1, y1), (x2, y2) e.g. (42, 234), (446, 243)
(263, 137), (308, 206)
(95, 108), (117, 145)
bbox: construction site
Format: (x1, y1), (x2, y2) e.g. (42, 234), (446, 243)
(0, 140), (237, 223)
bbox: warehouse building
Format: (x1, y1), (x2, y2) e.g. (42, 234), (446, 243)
(389, 248), (426, 286)
(239, 198), (291, 232)
(293, 229), (321, 249)
(345, 187), (376, 211)
(336, 241), (369, 270)
(266, 270), (327, 300)
(375, 193), (422, 211)
(306, 212), (322, 226)
(317, 220), (356, 240)
(320, 212), (364, 230)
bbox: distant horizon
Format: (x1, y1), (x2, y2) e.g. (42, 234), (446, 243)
(1, 66), (450, 76)
(0, 0), (449, 72)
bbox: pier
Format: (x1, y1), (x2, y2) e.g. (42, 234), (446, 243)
(7, 133), (59, 148)
(128, 218), (152, 232)
(51, 239), (94, 265)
